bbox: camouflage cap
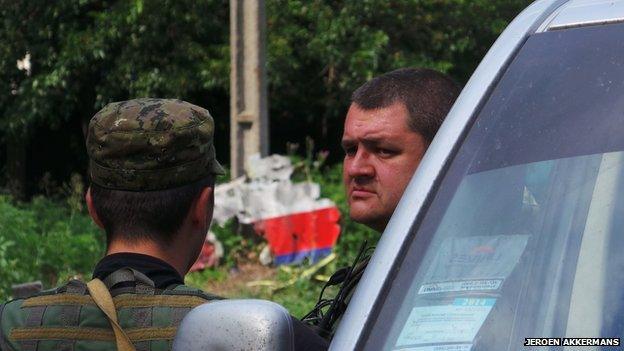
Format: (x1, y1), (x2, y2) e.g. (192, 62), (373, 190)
(86, 98), (224, 191)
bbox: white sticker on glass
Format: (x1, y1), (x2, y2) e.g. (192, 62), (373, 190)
(418, 279), (503, 294)
(395, 298), (495, 347)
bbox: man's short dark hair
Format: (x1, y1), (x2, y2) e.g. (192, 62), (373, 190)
(351, 67), (460, 143)
(90, 175), (215, 247)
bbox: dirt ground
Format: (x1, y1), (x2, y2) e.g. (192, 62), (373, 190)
(203, 263), (277, 297)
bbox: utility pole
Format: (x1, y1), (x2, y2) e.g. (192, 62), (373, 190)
(230, 0), (269, 179)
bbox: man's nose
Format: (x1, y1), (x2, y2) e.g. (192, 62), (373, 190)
(347, 148), (374, 178)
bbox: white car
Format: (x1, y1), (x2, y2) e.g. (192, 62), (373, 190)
(175, 0), (624, 349)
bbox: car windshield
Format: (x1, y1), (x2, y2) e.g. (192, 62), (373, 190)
(361, 22), (624, 351)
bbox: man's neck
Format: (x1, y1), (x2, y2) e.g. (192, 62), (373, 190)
(106, 240), (188, 278)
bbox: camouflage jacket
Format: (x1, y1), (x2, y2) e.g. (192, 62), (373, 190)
(0, 268), (220, 351)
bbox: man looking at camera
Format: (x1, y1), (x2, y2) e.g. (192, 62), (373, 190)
(342, 67), (460, 232)
(304, 68), (460, 338)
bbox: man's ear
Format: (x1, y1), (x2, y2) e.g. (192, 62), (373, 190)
(192, 186), (214, 229)
(85, 187), (105, 229)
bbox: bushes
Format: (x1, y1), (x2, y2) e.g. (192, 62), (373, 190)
(0, 195), (104, 300)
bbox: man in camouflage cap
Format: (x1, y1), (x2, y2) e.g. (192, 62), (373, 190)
(87, 98), (224, 191)
(1, 98), (225, 351)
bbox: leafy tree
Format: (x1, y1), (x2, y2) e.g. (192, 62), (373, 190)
(0, 0), (230, 196)
(0, 0), (230, 131)
(0, 0), (530, 193)
(266, 0), (530, 157)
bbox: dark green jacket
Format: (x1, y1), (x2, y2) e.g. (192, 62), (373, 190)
(0, 269), (219, 351)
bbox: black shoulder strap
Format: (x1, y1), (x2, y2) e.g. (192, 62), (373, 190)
(104, 268), (155, 294)
(63, 279), (88, 294)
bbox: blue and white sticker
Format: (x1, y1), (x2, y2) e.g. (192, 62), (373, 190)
(395, 298), (496, 347)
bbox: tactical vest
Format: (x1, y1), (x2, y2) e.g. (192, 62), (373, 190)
(0, 268), (220, 351)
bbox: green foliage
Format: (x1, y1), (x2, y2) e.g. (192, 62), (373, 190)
(0, 195), (104, 300)
(266, 0), (531, 151)
(0, 0), (229, 141)
(184, 265), (228, 288)
(211, 219), (262, 268)
(0, 0), (530, 170)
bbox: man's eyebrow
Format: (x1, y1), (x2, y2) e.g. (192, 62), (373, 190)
(342, 135), (399, 147)
(361, 136), (394, 146)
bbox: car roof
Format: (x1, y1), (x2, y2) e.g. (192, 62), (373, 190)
(539, 0), (624, 31)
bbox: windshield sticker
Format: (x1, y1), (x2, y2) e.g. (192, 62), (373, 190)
(395, 298), (495, 348)
(422, 235), (529, 284)
(418, 279), (503, 294)
(393, 344), (472, 351)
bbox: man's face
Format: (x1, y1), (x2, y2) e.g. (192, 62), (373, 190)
(342, 102), (427, 232)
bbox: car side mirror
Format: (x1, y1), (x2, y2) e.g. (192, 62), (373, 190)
(172, 299), (295, 351)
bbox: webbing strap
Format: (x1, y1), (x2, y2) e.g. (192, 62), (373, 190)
(58, 304), (80, 351)
(9, 326), (177, 342)
(22, 295), (91, 307)
(57, 300), (80, 351)
(86, 279), (136, 351)
(61, 279), (84, 350)
(21, 305), (45, 351)
(103, 270), (135, 288)
(131, 307), (151, 351)
(103, 268), (155, 294)
(22, 294), (208, 308)
(168, 306), (191, 349)
(11, 327), (114, 341)
(171, 307), (191, 326)
(115, 295), (207, 308)
(59, 305), (80, 327)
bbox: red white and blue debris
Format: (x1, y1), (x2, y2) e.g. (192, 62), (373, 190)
(208, 154), (342, 266)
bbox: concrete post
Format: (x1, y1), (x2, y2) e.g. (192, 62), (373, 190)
(230, 0), (269, 179)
